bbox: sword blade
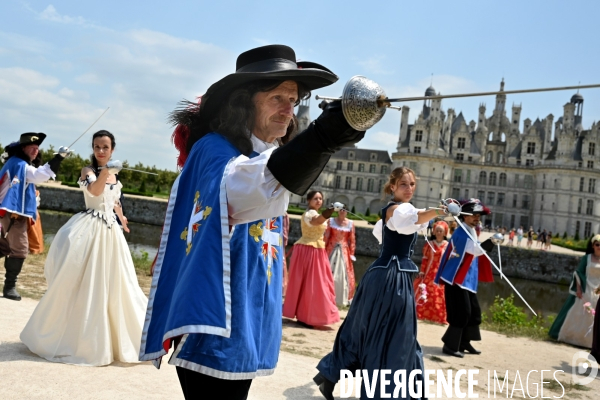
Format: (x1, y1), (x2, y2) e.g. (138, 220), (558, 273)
(452, 216), (537, 316)
(68, 107), (110, 148)
(121, 168), (158, 176)
(385, 83), (600, 103)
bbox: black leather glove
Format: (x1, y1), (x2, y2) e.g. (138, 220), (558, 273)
(480, 238), (494, 253)
(47, 154), (65, 175)
(321, 207), (335, 219)
(267, 100), (365, 195)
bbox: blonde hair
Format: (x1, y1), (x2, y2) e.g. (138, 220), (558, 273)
(382, 167), (416, 199)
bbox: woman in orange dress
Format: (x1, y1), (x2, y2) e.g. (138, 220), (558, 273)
(414, 220), (449, 324)
(324, 207), (356, 307)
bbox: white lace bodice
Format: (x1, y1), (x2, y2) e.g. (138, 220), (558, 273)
(79, 181), (123, 226)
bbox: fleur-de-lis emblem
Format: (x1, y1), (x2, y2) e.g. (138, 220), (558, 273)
(249, 222), (263, 243)
(249, 218), (280, 285)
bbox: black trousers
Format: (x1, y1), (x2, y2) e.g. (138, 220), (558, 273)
(176, 367), (253, 400)
(442, 283), (482, 352)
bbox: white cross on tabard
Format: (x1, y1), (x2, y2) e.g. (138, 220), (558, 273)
(262, 223), (280, 269)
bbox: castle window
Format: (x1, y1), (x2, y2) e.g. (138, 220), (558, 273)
(457, 137), (466, 149)
(466, 170), (471, 183)
(335, 176), (341, 189)
(497, 192), (505, 206)
(370, 153), (377, 161)
(526, 142), (536, 155)
(456, 153), (464, 161)
(525, 159), (534, 167)
(348, 151), (355, 160)
(347, 162), (353, 171)
(356, 178), (363, 191)
(367, 179), (374, 192)
(577, 198), (583, 214)
(369, 164), (376, 173)
(522, 194), (530, 210)
(358, 163), (365, 172)
(523, 175), (533, 189)
(381, 165), (387, 174)
(489, 172), (497, 186)
(378, 180), (384, 193)
(585, 222), (592, 238)
(478, 191), (485, 200)
(575, 221), (581, 237)
(589, 179), (596, 193)
(468, 156), (473, 162)
(415, 130), (423, 142)
(479, 171), (487, 185)
(499, 173), (507, 187)
(487, 192), (495, 205)
(578, 161), (583, 168)
(588, 161), (594, 169)
(514, 174), (520, 188)
(486, 151), (493, 162)
(513, 194), (518, 207)
(336, 161), (342, 170)
(580, 177), (585, 192)
(586, 200), (594, 215)
(497, 152), (504, 163)
(590, 143), (596, 156)
(414, 147), (421, 154)
(452, 188), (460, 199)
(345, 177), (352, 190)
(453, 169), (462, 182)
(465, 189), (469, 198)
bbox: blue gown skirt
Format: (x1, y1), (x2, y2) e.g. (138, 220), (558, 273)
(317, 256), (426, 400)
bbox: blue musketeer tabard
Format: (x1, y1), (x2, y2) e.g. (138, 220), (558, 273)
(434, 225), (493, 293)
(0, 156), (38, 220)
(140, 133), (283, 379)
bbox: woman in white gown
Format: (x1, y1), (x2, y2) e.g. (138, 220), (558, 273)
(20, 130), (148, 366)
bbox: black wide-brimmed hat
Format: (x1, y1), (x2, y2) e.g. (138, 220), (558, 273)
(18, 132), (46, 147)
(197, 45), (337, 125)
(461, 198), (491, 215)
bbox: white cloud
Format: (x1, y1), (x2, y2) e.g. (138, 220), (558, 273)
(38, 5), (88, 25)
(357, 55), (394, 75)
(358, 130), (398, 152)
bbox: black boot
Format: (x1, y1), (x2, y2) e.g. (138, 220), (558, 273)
(3, 257), (24, 301)
(460, 342), (481, 355)
(313, 372), (335, 400)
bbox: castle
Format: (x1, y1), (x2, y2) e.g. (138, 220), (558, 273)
(292, 82), (599, 238)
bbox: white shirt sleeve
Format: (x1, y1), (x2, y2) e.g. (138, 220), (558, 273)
(465, 239), (486, 256)
(25, 164), (56, 184)
(303, 209), (319, 225)
(386, 203), (429, 235)
(372, 219), (383, 244)
(226, 147), (289, 225)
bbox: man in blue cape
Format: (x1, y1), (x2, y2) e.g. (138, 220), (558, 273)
(139, 44), (366, 399)
(0, 133), (67, 300)
(434, 198), (495, 358)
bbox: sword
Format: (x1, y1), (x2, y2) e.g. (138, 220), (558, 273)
(67, 107), (110, 149)
(449, 211), (537, 316)
(97, 166), (158, 176)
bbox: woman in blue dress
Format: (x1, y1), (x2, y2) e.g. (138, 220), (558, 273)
(314, 166), (444, 400)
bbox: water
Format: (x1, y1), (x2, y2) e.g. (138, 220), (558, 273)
(39, 210), (162, 259)
(40, 210), (570, 317)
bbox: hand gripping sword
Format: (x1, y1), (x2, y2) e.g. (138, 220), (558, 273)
(436, 198), (537, 316)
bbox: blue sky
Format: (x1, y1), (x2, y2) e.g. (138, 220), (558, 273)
(1, 1), (599, 170)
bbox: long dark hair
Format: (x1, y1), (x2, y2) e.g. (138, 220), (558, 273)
(90, 130), (116, 173)
(185, 80), (310, 156)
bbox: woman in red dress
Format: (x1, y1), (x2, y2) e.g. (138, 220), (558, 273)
(283, 191), (340, 328)
(324, 207), (356, 307)
(414, 220), (449, 324)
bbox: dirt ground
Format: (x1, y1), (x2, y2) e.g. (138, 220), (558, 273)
(2, 257), (600, 399)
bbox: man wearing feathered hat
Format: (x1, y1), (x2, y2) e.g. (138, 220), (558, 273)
(0, 133), (69, 300)
(434, 198), (495, 358)
(140, 44), (366, 398)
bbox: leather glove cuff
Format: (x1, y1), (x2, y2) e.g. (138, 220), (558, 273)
(480, 238), (495, 253)
(47, 154), (65, 175)
(321, 208), (335, 219)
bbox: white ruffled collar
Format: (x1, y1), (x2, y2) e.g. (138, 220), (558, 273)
(329, 218), (353, 232)
(251, 134), (279, 153)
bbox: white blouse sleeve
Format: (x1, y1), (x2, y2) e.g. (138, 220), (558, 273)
(372, 219), (383, 244)
(25, 164), (56, 184)
(225, 147), (289, 225)
(386, 203), (429, 235)
(303, 209), (319, 224)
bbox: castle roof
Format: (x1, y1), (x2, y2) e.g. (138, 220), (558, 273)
(334, 147), (392, 164)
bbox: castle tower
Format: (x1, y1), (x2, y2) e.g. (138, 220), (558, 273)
(511, 103), (522, 133)
(397, 105), (410, 151)
(477, 103), (486, 131)
(571, 91), (584, 128)
(296, 98), (311, 132)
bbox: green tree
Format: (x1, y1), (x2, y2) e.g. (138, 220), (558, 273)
(562, 232), (567, 239)
(139, 179), (147, 193)
(365, 208), (370, 216)
(351, 206), (356, 213)
(575, 231), (580, 241)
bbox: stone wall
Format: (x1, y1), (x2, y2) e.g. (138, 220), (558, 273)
(288, 218), (581, 286)
(38, 184), (580, 285)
